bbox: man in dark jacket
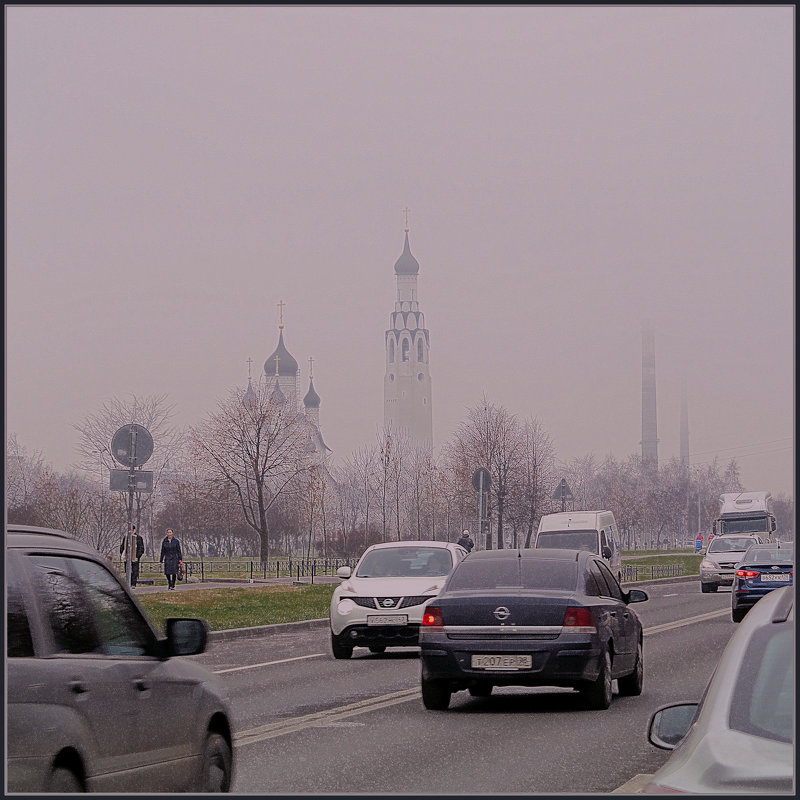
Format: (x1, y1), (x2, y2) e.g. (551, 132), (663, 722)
(120, 524), (145, 587)
(457, 529), (474, 552)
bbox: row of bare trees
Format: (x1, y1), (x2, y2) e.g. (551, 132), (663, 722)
(7, 389), (794, 561)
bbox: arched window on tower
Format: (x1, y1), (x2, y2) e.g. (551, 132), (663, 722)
(417, 339), (424, 362)
(389, 339), (395, 363)
(401, 339), (410, 362)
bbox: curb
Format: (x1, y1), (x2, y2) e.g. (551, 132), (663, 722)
(205, 574), (700, 643)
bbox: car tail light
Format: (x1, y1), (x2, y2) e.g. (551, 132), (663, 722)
(422, 606), (443, 628)
(736, 569), (759, 578)
(562, 606), (596, 634)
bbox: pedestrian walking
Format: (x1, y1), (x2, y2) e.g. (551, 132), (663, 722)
(457, 529), (474, 552)
(120, 524), (145, 587)
(159, 528), (183, 590)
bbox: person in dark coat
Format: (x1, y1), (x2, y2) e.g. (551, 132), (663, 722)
(159, 528), (183, 590)
(120, 524), (145, 587)
(457, 529), (474, 552)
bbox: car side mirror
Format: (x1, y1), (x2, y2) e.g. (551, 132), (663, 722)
(626, 589), (648, 603)
(336, 566), (351, 579)
(772, 519), (777, 532)
(602, 546), (612, 560)
(166, 617), (208, 657)
(647, 703), (698, 750)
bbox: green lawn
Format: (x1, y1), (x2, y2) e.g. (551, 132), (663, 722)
(622, 553), (703, 576)
(138, 584), (336, 633)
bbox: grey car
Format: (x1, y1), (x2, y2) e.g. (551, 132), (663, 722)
(6, 525), (234, 792)
(644, 585), (794, 794)
(699, 534), (762, 592)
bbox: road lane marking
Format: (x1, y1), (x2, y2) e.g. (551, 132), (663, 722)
(234, 688), (420, 748)
(214, 653), (324, 674)
(644, 608), (729, 635)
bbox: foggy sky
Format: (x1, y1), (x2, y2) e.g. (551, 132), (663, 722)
(6, 6), (795, 497)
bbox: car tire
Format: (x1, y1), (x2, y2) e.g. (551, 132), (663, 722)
(330, 632), (353, 659)
(617, 639), (643, 696)
(421, 679), (451, 710)
(581, 648), (612, 710)
(731, 607), (747, 623)
(198, 732), (232, 792)
(368, 645), (386, 654)
(468, 682), (492, 698)
(701, 582), (717, 593)
(47, 766), (83, 793)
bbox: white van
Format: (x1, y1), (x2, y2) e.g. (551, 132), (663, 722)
(534, 510), (623, 582)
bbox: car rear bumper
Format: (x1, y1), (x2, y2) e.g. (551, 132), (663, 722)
(732, 583), (792, 609)
(419, 634), (603, 687)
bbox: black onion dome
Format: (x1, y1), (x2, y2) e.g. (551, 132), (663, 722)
(269, 380), (286, 405)
(264, 330), (299, 377)
(393, 231), (420, 275)
(303, 378), (321, 408)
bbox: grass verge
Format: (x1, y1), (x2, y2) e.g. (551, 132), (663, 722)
(622, 554), (702, 576)
(138, 583), (336, 633)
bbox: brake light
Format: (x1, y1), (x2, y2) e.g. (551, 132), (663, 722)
(562, 606), (596, 633)
(736, 570), (759, 578)
(422, 606), (443, 627)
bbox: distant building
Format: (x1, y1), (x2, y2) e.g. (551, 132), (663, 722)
(640, 322), (659, 471)
(383, 218), (433, 449)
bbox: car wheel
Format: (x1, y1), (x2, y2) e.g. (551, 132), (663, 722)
(368, 645), (386, 654)
(330, 632), (353, 660)
(47, 766), (83, 793)
(581, 649), (612, 710)
(731, 607), (747, 623)
(617, 639), (643, 696)
(700, 582), (717, 593)
(198, 732), (232, 792)
(468, 682), (492, 697)
(421, 679), (451, 710)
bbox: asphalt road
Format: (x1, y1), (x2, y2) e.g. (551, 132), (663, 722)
(189, 579), (736, 794)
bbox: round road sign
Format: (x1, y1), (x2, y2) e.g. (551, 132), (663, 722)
(111, 424), (154, 467)
(472, 467), (492, 492)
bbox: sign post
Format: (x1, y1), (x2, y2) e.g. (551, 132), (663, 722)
(472, 467), (492, 550)
(551, 478), (574, 512)
(110, 424), (154, 587)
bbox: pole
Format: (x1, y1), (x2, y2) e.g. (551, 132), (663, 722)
(125, 425), (138, 588)
(561, 480), (566, 512)
(478, 470), (485, 551)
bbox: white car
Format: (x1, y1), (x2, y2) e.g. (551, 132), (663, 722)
(329, 540), (469, 659)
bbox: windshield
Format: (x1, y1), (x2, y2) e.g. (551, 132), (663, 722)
(447, 558), (577, 591)
(536, 530), (598, 554)
(720, 517), (769, 534)
(708, 537), (757, 553)
(742, 546), (794, 564)
(355, 547), (453, 578)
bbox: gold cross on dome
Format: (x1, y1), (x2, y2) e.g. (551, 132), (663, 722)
(277, 300), (286, 329)
(274, 354), (280, 376)
(403, 207), (410, 232)
(308, 356), (314, 380)
(246, 357), (253, 380)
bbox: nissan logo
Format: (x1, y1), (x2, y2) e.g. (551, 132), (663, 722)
(382, 599), (394, 607)
(493, 606), (510, 621)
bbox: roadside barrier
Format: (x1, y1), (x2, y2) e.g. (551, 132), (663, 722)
(621, 563), (686, 582)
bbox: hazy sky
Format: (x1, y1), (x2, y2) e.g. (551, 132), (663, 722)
(6, 6), (794, 497)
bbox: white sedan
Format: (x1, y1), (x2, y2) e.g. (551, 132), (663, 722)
(329, 540), (468, 659)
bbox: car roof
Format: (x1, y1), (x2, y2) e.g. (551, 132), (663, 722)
(7, 524), (104, 559)
(464, 548), (582, 562)
(365, 540), (455, 551)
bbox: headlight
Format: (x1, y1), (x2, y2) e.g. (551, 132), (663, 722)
(337, 599), (356, 614)
(700, 560), (716, 570)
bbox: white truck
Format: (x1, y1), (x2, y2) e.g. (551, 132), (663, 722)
(713, 491), (776, 539)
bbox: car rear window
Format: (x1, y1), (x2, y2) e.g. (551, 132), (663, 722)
(742, 547), (793, 564)
(446, 558), (577, 591)
(729, 624), (793, 744)
(536, 530), (598, 554)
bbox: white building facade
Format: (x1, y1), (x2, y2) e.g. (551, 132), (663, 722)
(383, 228), (433, 449)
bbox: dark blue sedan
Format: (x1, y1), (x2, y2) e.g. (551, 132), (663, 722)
(731, 543), (793, 622)
(418, 548), (647, 711)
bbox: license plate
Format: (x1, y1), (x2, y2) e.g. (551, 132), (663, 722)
(367, 615), (408, 626)
(471, 654), (532, 670)
(760, 574), (791, 582)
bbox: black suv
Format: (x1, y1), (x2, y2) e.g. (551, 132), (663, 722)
(6, 524), (234, 792)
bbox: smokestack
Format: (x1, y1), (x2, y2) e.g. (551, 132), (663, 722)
(640, 322), (659, 471)
(680, 378), (689, 472)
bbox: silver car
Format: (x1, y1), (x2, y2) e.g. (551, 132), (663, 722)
(6, 525), (234, 792)
(644, 585), (794, 794)
(700, 534), (762, 592)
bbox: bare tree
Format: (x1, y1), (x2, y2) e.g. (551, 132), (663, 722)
(190, 379), (312, 563)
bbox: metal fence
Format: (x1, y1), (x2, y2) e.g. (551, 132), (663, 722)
(113, 557), (358, 583)
(621, 563), (685, 583)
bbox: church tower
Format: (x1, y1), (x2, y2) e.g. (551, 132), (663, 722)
(384, 213), (433, 448)
(264, 300), (299, 407)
